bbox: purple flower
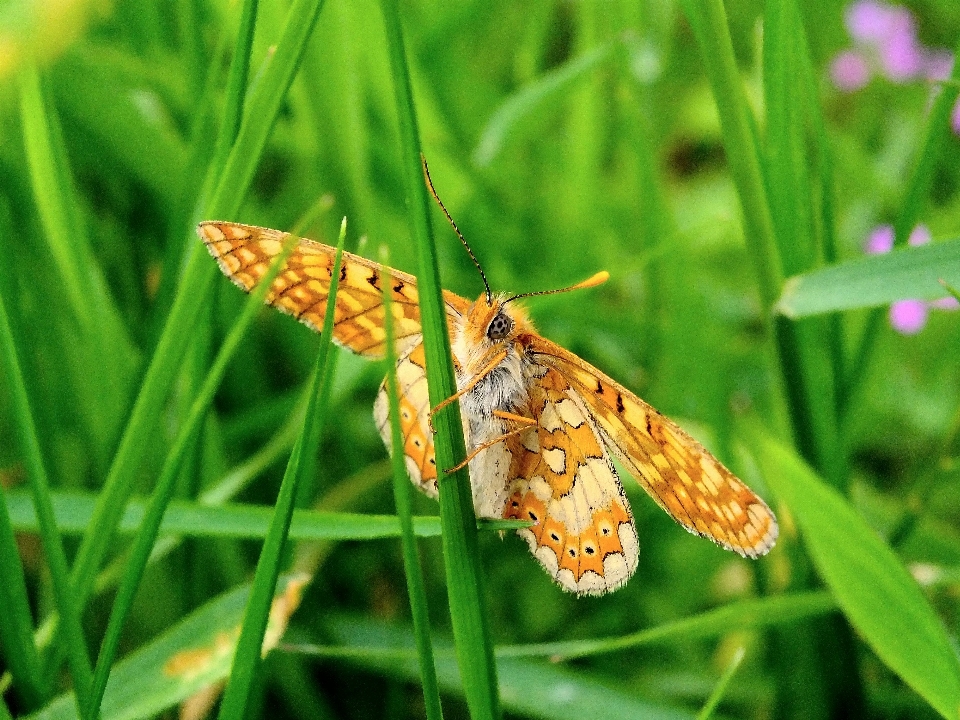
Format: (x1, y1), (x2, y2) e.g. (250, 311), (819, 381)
(889, 299), (928, 334)
(833, 0), (960, 141)
(831, 51), (872, 91)
(864, 223), (957, 334)
(865, 225), (894, 254)
(908, 224), (931, 246)
(846, 1), (900, 43)
(877, 8), (922, 81)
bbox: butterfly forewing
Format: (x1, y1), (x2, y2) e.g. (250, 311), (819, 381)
(200, 221), (427, 357)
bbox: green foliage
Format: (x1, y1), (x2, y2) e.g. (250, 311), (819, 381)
(1, 0), (959, 719)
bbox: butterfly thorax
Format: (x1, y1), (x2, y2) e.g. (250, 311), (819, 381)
(451, 294), (536, 425)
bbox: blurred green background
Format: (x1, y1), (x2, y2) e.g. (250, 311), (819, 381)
(1, 0), (959, 718)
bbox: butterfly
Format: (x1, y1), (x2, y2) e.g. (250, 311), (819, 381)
(199, 212), (777, 596)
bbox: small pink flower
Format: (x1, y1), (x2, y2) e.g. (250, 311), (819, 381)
(952, 99), (960, 135)
(865, 225), (894, 254)
(889, 299), (928, 334)
(832, 51), (872, 91)
(846, 1), (900, 43)
(908, 224), (931, 246)
(878, 9), (922, 81)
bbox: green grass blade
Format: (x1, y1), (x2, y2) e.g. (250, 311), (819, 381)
(762, 0), (848, 489)
(84, 230), (302, 720)
(216, 219), (345, 720)
(747, 425), (960, 719)
(472, 40), (619, 168)
(4, 489), (526, 540)
(776, 237), (960, 317)
(494, 591), (835, 659)
(0, 484), (46, 707)
(380, 247), (443, 720)
(0, 241), (94, 715)
(678, 0), (782, 309)
(378, 1), (500, 717)
(695, 647), (745, 720)
(18, 59), (137, 470)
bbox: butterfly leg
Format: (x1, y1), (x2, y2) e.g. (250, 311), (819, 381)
(428, 348), (508, 432)
(445, 411), (536, 473)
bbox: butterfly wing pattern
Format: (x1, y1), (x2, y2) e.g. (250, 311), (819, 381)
(201, 221), (777, 596)
(502, 364), (639, 594)
(529, 336), (778, 560)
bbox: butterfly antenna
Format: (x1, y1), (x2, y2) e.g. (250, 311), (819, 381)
(505, 271), (609, 305)
(421, 154), (493, 304)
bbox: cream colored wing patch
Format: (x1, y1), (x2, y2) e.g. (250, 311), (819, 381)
(373, 342), (438, 497)
(530, 336), (778, 559)
(503, 365), (639, 596)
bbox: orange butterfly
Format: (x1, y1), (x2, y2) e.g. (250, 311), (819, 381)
(200, 212), (777, 596)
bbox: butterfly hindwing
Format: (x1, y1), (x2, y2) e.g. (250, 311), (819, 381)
(373, 341), (439, 497)
(529, 337), (778, 558)
(503, 364), (639, 595)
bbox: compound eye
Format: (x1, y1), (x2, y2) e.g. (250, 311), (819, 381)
(486, 312), (513, 341)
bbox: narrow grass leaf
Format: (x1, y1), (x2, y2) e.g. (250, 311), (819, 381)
(746, 426), (960, 719)
(85, 230), (302, 720)
(472, 40), (619, 167)
(696, 647), (744, 720)
(5, 489), (526, 539)
(0, 248), (93, 714)
(0, 485), (46, 707)
(678, 0), (782, 309)
(378, 1), (500, 717)
(216, 220), (345, 720)
(495, 591), (835, 659)
(776, 237), (960, 318)
(380, 247), (443, 720)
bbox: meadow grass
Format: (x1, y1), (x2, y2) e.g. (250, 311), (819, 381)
(1, 0), (959, 719)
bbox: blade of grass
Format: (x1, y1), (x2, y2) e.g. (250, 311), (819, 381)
(0, 236), (93, 715)
(84, 229), (303, 720)
(380, 246), (443, 720)
(0, 484), (46, 708)
(5, 490), (526, 540)
(776, 238), (960, 317)
(677, 0), (782, 310)
(681, 0), (848, 489)
(472, 40), (620, 168)
(762, 0), (847, 489)
(494, 591), (835, 659)
(378, 1), (501, 717)
(695, 646), (745, 720)
(216, 219), (345, 720)
(18, 59), (137, 471)
(747, 424), (960, 719)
